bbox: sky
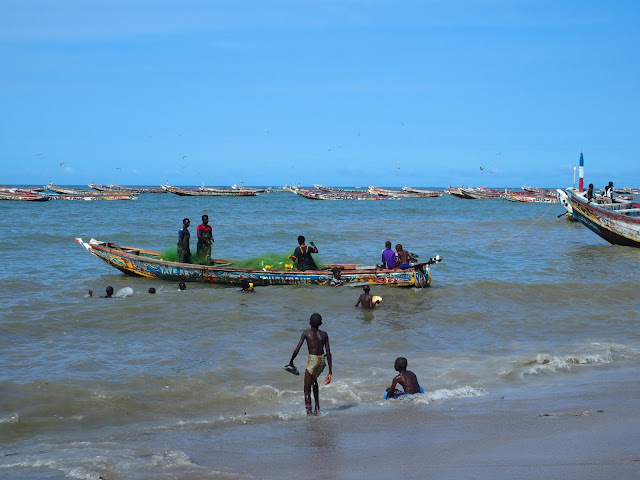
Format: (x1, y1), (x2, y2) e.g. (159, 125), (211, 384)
(1, 0), (639, 188)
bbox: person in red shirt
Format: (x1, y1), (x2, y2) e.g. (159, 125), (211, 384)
(196, 214), (214, 262)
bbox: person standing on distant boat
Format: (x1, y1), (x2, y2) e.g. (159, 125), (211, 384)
(177, 218), (191, 263)
(290, 235), (318, 271)
(286, 313), (332, 415)
(196, 214), (213, 262)
(381, 241), (397, 269)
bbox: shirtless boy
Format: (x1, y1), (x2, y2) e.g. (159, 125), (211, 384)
(385, 357), (421, 399)
(287, 313), (332, 415)
(395, 244), (411, 268)
(355, 285), (381, 309)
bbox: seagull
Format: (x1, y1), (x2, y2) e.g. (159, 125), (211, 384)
(59, 161), (64, 166)
(181, 155), (188, 161)
(497, 152), (501, 155)
(400, 121), (405, 127)
(480, 166), (484, 170)
(35, 153), (43, 156)
(116, 167), (122, 170)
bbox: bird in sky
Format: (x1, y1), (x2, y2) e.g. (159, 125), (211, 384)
(59, 161), (64, 166)
(480, 166), (484, 170)
(116, 167), (122, 170)
(35, 153), (42, 156)
(181, 155), (188, 161)
(497, 152), (501, 155)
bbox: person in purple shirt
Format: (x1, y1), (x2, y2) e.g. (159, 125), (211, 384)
(381, 241), (397, 269)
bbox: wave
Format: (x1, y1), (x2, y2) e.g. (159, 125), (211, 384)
(500, 343), (640, 380)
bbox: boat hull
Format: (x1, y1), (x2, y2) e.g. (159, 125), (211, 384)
(76, 238), (431, 287)
(565, 189), (640, 247)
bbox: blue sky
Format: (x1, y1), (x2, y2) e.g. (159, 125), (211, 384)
(2, 1), (639, 188)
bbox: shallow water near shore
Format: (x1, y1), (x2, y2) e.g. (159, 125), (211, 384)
(1, 188), (639, 479)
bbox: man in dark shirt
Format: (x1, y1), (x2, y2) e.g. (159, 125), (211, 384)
(290, 235), (319, 271)
(177, 218), (191, 263)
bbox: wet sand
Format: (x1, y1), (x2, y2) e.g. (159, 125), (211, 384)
(189, 375), (639, 479)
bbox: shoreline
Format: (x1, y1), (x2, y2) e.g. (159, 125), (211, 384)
(187, 375), (639, 479)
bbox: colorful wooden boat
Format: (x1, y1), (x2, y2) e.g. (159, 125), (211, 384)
(162, 185), (257, 196)
(88, 182), (166, 194)
(564, 188), (640, 247)
(0, 188), (49, 201)
(293, 186), (397, 200)
(401, 187), (443, 197)
(45, 183), (138, 200)
(75, 238), (438, 287)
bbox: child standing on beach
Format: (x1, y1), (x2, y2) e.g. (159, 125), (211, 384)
(286, 313), (332, 415)
(385, 357), (421, 399)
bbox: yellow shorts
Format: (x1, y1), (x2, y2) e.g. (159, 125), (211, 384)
(306, 354), (326, 379)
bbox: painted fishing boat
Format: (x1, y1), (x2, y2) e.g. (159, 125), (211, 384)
(401, 187), (443, 197)
(564, 188), (640, 247)
(292, 186), (396, 200)
(162, 185), (257, 196)
(75, 238), (440, 287)
(502, 191), (557, 203)
(45, 183), (138, 200)
(88, 182), (166, 194)
(231, 184), (267, 193)
(0, 189), (49, 201)
(446, 186), (476, 199)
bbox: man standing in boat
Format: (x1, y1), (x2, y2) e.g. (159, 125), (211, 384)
(177, 218), (191, 263)
(196, 214), (214, 263)
(290, 235), (318, 271)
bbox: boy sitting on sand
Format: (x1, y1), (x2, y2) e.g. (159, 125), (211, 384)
(385, 357), (421, 399)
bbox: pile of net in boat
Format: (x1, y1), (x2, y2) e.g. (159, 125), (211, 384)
(161, 249), (324, 269)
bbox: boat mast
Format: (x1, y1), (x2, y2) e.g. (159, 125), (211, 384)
(578, 151), (584, 192)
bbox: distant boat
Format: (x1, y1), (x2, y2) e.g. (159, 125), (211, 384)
(0, 186), (49, 201)
(401, 187), (443, 197)
(76, 238), (440, 287)
(564, 188), (640, 247)
(44, 184), (138, 200)
(292, 186), (398, 200)
(88, 182), (165, 194)
(162, 185), (257, 196)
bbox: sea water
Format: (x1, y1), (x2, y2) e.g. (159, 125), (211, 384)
(1, 189), (639, 479)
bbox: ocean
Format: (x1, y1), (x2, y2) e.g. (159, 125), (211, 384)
(1, 188), (639, 479)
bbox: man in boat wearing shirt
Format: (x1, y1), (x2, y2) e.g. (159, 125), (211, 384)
(381, 241), (397, 269)
(196, 214), (214, 262)
(177, 218), (191, 263)
(290, 235), (319, 271)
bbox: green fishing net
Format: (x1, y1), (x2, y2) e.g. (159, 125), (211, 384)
(160, 248), (324, 269)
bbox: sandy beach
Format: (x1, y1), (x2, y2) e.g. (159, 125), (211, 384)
(185, 374), (639, 480)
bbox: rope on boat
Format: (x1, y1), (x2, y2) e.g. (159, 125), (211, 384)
(495, 202), (557, 242)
